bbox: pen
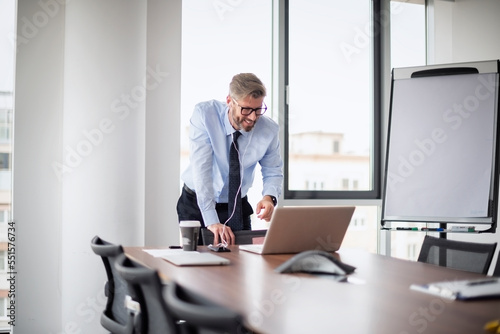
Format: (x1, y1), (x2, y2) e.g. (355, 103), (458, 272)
(421, 228), (444, 232)
(466, 279), (498, 286)
(169, 245), (182, 249)
(396, 227), (418, 230)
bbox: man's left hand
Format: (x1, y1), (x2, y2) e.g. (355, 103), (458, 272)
(256, 196), (275, 222)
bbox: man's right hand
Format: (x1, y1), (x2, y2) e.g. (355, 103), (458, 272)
(207, 223), (235, 245)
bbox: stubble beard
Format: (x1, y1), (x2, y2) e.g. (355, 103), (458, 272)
(232, 111), (257, 132)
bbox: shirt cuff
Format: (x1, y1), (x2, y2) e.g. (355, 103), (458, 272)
(201, 209), (219, 227)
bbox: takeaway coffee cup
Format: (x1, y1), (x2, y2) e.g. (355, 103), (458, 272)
(179, 220), (201, 251)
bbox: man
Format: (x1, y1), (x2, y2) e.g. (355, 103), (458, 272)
(177, 73), (283, 245)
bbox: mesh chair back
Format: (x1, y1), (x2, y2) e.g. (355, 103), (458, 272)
(417, 235), (497, 274)
(90, 235), (134, 333)
(201, 228), (267, 245)
(493, 251), (500, 277)
(165, 281), (248, 334)
(114, 254), (178, 334)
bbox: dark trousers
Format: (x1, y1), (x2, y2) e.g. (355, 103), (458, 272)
(176, 185), (253, 244)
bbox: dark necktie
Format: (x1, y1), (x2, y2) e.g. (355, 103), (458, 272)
(228, 131), (243, 230)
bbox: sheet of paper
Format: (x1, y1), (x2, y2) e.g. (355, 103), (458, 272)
(143, 248), (193, 257)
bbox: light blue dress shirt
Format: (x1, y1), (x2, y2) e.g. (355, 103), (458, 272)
(181, 99), (283, 226)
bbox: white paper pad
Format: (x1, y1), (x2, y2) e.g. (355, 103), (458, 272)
(144, 249), (230, 266)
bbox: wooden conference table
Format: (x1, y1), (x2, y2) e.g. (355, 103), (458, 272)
(125, 246), (500, 334)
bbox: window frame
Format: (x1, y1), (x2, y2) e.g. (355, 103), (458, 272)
(283, 0), (382, 200)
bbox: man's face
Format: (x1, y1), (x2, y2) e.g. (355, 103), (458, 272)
(227, 95), (265, 132)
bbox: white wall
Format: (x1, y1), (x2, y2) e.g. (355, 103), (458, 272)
(432, 0), (500, 64)
(13, 0), (181, 332)
(145, 0), (181, 248)
(14, 0), (65, 331)
(449, 0), (500, 63)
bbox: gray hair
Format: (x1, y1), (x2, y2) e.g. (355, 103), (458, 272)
(229, 73), (267, 101)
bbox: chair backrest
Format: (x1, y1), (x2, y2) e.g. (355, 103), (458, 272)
(114, 253), (178, 334)
(417, 235), (497, 274)
(90, 235), (135, 333)
(165, 281), (247, 334)
(200, 228), (267, 245)
(493, 250), (500, 277)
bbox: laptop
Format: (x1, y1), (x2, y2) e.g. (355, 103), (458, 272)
(239, 206), (355, 255)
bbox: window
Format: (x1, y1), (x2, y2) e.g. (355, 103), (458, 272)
(0, 211), (6, 224)
(390, 0), (426, 69)
(0, 251), (5, 272)
(332, 140), (340, 154)
(285, 0), (379, 199)
(0, 298), (5, 318)
(0, 109), (12, 144)
(388, 0), (426, 260)
(342, 179), (349, 190)
(407, 243), (417, 260)
(181, 0), (273, 228)
(0, 154), (9, 170)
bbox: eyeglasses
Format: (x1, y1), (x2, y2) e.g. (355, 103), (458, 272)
(233, 99), (267, 116)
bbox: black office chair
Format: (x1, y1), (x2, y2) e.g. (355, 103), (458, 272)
(165, 281), (251, 334)
(417, 235), (497, 274)
(114, 253), (179, 334)
(492, 251), (500, 277)
(90, 235), (137, 334)
(200, 228), (267, 245)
